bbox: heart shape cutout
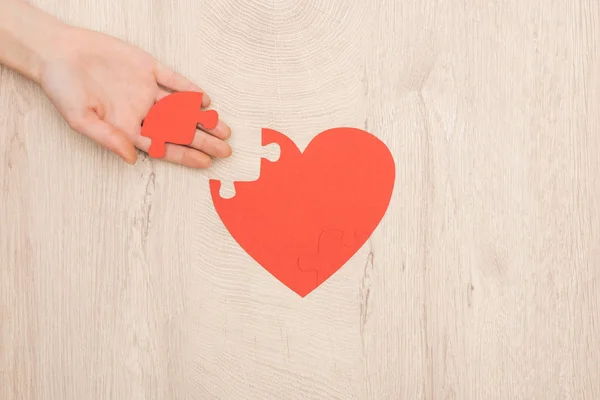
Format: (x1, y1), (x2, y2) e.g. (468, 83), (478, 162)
(210, 127), (395, 297)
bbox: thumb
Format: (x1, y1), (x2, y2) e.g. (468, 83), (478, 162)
(69, 112), (138, 164)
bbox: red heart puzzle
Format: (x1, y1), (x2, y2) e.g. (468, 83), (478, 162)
(210, 127), (395, 297)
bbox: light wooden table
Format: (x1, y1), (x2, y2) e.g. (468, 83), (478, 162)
(1, 0), (599, 399)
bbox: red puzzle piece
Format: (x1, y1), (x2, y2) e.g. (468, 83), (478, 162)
(209, 127), (395, 297)
(141, 91), (218, 158)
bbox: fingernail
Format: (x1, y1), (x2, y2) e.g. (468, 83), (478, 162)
(122, 150), (137, 165)
(221, 143), (232, 158)
(218, 121), (232, 139)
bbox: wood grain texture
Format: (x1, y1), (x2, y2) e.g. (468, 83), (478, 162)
(1, 0), (599, 398)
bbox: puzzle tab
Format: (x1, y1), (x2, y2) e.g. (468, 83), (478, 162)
(141, 91), (218, 158)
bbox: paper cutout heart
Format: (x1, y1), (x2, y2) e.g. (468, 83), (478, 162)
(141, 91), (218, 158)
(210, 127), (395, 297)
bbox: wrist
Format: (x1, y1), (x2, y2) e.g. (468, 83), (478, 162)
(0, 0), (69, 83)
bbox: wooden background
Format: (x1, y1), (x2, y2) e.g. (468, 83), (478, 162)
(1, 0), (599, 398)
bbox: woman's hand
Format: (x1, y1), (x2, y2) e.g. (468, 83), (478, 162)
(0, 0), (231, 168)
(39, 25), (232, 167)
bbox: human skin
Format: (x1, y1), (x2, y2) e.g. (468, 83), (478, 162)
(0, 0), (232, 168)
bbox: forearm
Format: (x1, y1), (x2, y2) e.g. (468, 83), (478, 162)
(0, 0), (66, 83)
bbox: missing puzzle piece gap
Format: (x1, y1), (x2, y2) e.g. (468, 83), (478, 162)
(216, 141), (281, 199)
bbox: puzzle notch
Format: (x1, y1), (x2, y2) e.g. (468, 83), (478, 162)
(217, 142), (281, 199)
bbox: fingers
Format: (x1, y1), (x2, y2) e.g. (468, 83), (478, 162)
(68, 111), (137, 164)
(163, 143), (213, 168)
(198, 120), (231, 141)
(189, 129), (232, 159)
(154, 62), (211, 107)
(135, 135), (213, 169)
(152, 64), (230, 144)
